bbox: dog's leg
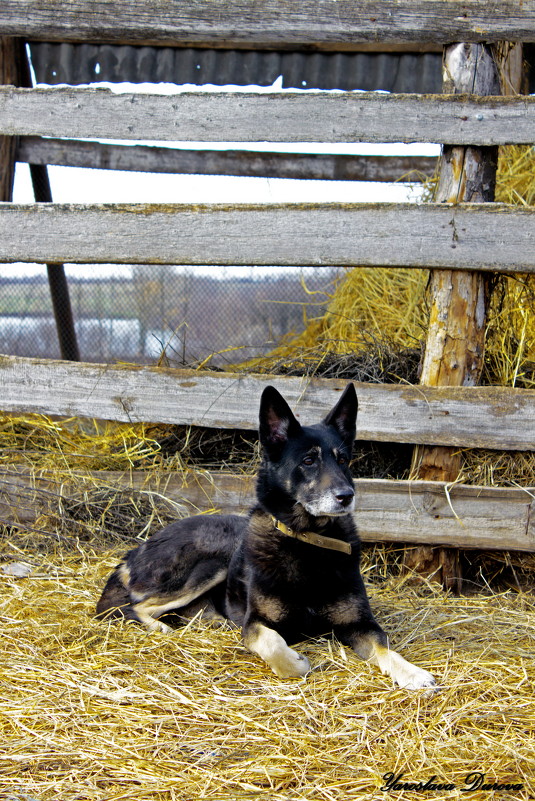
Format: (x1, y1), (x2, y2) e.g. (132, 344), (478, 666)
(97, 561), (229, 634)
(130, 602), (174, 634)
(96, 566), (141, 623)
(178, 596), (228, 624)
(243, 621), (310, 679)
(350, 630), (436, 691)
(95, 564), (173, 632)
(130, 567), (229, 634)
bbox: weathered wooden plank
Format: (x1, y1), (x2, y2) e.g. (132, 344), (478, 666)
(355, 479), (535, 551)
(529, 500), (535, 544)
(16, 137), (436, 183)
(2, 466), (533, 552)
(409, 43), (512, 590)
(413, 45), (501, 480)
(1, 1), (535, 47)
(1, 88), (535, 145)
(1, 355), (534, 451)
(1, 202), (534, 274)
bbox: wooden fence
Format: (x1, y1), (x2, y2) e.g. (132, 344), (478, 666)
(0, 3), (534, 559)
(2, 2), (535, 48)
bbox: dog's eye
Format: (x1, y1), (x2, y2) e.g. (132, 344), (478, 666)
(337, 455), (347, 465)
(302, 454), (316, 466)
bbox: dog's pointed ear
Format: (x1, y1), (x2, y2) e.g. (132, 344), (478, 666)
(323, 383), (358, 444)
(259, 385), (302, 453)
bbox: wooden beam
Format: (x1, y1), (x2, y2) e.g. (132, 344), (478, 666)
(0, 38), (19, 202)
(16, 137), (436, 183)
(1, 1), (535, 48)
(0, 202), (534, 273)
(355, 479), (535, 552)
(409, 43), (503, 591)
(408, 44), (527, 591)
(0, 355), (534, 451)
(1, 466), (533, 552)
(1, 87), (535, 145)
(414, 43), (502, 485)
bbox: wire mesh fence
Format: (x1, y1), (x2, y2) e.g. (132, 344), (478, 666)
(0, 265), (341, 366)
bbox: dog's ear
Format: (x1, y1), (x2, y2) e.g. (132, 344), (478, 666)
(259, 385), (302, 452)
(323, 383), (358, 444)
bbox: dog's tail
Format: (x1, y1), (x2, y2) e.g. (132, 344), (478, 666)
(96, 565), (137, 622)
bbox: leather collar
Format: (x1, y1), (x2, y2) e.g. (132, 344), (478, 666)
(271, 516), (352, 555)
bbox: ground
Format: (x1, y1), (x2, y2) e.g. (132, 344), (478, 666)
(1, 541), (533, 801)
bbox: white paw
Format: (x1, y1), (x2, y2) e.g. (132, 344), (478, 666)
(374, 647), (437, 693)
(147, 619), (172, 634)
(246, 623), (311, 679)
(271, 649), (311, 679)
(397, 666), (437, 692)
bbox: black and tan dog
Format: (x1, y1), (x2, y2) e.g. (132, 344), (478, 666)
(97, 384), (435, 690)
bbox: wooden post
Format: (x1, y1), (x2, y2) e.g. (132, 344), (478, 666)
(17, 40), (80, 362)
(1, 39), (80, 361)
(407, 42), (520, 591)
(0, 37), (20, 201)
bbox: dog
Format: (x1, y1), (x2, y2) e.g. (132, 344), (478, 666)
(97, 383), (436, 691)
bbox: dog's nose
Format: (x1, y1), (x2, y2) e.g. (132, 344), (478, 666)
(335, 489), (355, 507)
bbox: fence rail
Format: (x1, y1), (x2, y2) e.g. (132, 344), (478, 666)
(2, 1), (535, 47)
(1, 355), (534, 451)
(16, 137), (436, 182)
(1, 467), (534, 551)
(2, 87), (535, 144)
(1, 202), (534, 273)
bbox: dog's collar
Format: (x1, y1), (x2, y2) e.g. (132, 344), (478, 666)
(271, 516), (352, 555)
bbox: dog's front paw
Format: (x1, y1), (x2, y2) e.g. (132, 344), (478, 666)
(372, 647), (438, 693)
(245, 623), (310, 679)
(397, 665), (437, 693)
(270, 649), (311, 679)
(146, 619), (172, 634)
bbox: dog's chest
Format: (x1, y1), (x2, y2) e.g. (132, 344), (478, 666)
(273, 539), (354, 582)
(276, 603), (344, 643)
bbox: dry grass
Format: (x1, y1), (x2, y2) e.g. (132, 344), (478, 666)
(483, 273), (535, 390)
(496, 144), (535, 207)
(459, 448), (535, 489)
(236, 268), (428, 379)
(1, 538), (534, 801)
(0, 414), (164, 473)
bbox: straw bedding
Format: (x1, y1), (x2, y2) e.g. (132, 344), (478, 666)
(1, 537), (534, 801)
(1, 415), (533, 799)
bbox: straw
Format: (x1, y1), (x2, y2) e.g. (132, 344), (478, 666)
(0, 541), (533, 801)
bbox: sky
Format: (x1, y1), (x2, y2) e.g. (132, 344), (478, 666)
(9, 77), (440, 278)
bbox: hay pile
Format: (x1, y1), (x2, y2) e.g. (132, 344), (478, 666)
(239, 146), (534, 390)
(481, 145), (535, 392)
(236, 267), (428, 382)
(1, 538), (534, 801)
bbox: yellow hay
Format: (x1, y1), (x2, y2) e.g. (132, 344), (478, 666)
(237, 267), (429, 375)
(496, 144), (535, 206)
(0, 413), (163, 472)
(239, 145), (535, 389)
(0, 542), (533, 801)
(484, 274), (535, 389)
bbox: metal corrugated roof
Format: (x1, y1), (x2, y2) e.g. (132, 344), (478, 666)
(29, 42), (443, 92)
